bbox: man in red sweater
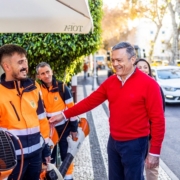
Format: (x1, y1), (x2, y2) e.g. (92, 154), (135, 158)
(49, 42), (165, 180)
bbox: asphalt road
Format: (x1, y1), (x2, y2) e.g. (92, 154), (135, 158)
(96, 69), (180, 179)
(161, 103), (180, 178)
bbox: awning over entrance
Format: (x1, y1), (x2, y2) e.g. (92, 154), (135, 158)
(0, 0), (94, 34)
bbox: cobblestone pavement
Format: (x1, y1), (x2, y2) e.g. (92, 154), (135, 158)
(72, 72), (175, 180)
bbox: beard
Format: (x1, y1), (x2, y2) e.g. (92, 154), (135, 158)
(12, 71), (28, 81)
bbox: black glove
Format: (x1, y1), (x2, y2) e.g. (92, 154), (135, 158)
(42, 143), (51, 165)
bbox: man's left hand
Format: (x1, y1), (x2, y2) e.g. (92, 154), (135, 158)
(145, 154), (159, 169)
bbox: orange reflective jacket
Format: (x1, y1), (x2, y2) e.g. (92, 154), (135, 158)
(40, 77), (77, 129)
(0, 75), (50, 159)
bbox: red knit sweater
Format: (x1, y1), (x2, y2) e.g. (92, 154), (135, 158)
(64, 68), (165, 154)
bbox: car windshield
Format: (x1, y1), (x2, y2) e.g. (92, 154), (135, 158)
(157, 69), (180, 79)
(96, 56), (104, 61)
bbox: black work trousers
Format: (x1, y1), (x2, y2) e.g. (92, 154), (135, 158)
(8, 153), (42, 180)
(51, 122), (71, 164)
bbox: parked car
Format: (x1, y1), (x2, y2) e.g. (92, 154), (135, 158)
(162, 60), (169, 66)
(151, 66), (180, 103)
(175, 59), (180, 67)
(150, 59), (163, 67)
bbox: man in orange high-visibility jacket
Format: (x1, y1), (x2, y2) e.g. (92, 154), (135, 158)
(36, 62), (78, 180)
(0, 44), (51, 180)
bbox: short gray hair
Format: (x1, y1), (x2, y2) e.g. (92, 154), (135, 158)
(112, 42), (136, 59)
(36, 62), (51, 74)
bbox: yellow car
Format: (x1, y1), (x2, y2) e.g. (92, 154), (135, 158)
(150, 60), (163, 67)
(175, 60), (180, 67)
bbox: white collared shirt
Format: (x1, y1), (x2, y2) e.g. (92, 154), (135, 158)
(117, 67), (136, 86)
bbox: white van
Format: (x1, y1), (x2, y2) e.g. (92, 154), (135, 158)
(95, 55), (105, 69)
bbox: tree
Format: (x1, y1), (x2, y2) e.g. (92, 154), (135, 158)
(0, 0), (103, 82)
(102, 2), (137, 50)
(102, 0), (173, 62)
(168, 0), (180, 64)
(131, 0), (169, 61)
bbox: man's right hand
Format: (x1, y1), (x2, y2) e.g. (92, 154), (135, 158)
(145, 154), (159, 169)
(49, 113), (64, 126)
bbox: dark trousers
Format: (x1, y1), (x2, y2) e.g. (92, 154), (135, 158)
(107, 135), (148, 180)
(8, 153), (42, 180)
(51, 122), (71, 163)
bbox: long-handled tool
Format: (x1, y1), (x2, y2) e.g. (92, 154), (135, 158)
(42, 117), (90, 180)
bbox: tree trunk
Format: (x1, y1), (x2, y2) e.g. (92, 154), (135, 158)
(149, 24), (161, 62)
(168, 2), (179, 65)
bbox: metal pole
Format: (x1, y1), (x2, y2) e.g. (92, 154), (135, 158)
(92, 54), (98, 90)
(71, 75), (77, 103)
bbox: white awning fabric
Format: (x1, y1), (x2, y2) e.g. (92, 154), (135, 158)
(0, 0), (94, 34)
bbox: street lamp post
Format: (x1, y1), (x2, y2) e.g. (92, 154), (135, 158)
(92, 54), (98, 90)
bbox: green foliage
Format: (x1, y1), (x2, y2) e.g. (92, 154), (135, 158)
(0, 0), (103, 82)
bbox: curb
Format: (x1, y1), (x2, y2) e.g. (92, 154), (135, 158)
(160, 159), (179, 180)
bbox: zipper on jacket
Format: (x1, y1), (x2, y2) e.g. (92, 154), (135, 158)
(14, 81), (21, 96)
(10, 101), (20, 121)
